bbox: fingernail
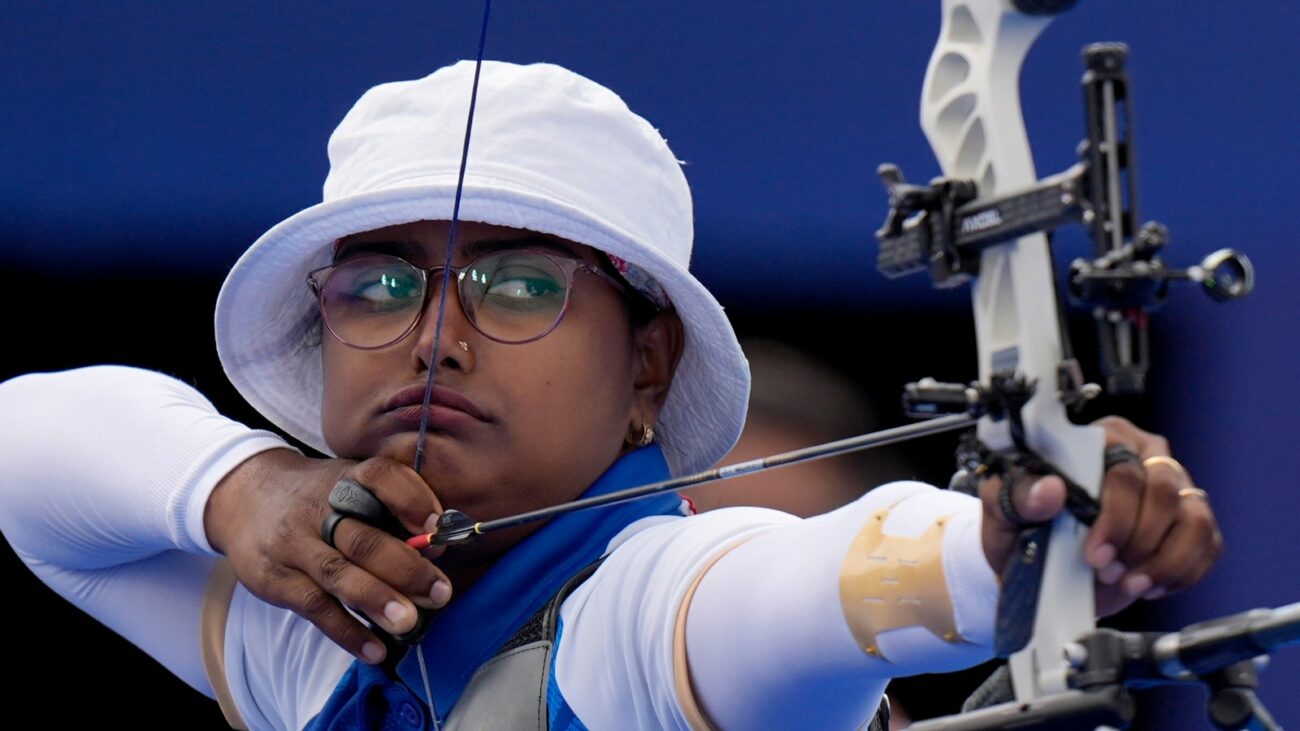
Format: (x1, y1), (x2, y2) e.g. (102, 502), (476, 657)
(362, 641), (386, 664)
(423, 514), (441, 534)
(1027, 478), (1051, 506)
(1089, 543), (1116, 570)
(1124, 573), (1152, 597)
(1098, 561), (1127, 585)
(430, 579), (453, 607)
(384, 600), (410, 627)
(1142, 586), (1167, 601)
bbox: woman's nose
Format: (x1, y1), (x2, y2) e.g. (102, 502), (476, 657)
(409, 276), (476, 374)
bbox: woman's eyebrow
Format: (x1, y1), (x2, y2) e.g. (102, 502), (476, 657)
(333, 235), (586, 264)
(333, 239), (423, 263)
(463, 235), (585, 260)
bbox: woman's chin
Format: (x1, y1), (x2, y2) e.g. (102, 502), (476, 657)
(370, 431), (486, 482)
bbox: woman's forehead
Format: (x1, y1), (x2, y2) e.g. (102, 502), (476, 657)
(334, 220), (602, 265)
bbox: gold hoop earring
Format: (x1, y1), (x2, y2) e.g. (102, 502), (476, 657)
(637, 419), (655, 447)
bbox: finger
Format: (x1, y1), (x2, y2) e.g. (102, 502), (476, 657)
(1142, 456), (1193, 489)
(306, 529), (445, 639)
(331, 517), (454, 609)
(348, 457), (445, 536)
(979, 473), (1065, 574)
(1094, 578), (1137, 618)
(1083, 461), (1144, 573)
(1094, 415), (1170, 457)
(1014, 474), (1067, 524)
(979, 473), (1066, 528)
(278, 569), (390, 665)
(1114, 460), (1181, 568)
(1120, 499), (1221, 599)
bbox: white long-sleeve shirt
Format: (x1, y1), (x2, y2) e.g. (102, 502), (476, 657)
(0, 366), (999, 730)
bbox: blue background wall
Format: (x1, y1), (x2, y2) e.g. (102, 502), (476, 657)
(3, 1), (1297, 727)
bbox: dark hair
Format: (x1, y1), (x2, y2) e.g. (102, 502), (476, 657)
(594, 256), (662, 328)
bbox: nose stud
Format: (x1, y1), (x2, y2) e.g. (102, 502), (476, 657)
(457, 340), (470, 352)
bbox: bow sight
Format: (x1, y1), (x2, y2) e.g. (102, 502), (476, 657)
(876, 43), (1253, 396)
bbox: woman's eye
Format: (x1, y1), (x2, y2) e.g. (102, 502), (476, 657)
(343, 269), (422, 308)
(485, 274), (564, 300)
(477, 259), (566, 307)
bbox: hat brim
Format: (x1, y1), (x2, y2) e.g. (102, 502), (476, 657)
(216, 181), (749, 477)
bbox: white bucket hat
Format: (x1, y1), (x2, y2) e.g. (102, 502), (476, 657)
(215, 60), (750, 477)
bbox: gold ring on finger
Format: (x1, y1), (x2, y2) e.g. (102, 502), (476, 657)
(1142, 455), (1189, 479)
(1178, 486), (1210, 501)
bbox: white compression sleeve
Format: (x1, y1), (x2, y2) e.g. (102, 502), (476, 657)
(684, 481), (998, 730)
(553, 482), (997, 731)
(0, 365), (292, 695)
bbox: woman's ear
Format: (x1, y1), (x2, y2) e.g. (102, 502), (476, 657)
(630, 309), (685, 422)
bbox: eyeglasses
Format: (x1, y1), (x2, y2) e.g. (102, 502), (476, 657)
(306, 249), (632, 349)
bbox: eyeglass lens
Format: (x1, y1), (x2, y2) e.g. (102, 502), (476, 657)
(317, 251), (573, 348)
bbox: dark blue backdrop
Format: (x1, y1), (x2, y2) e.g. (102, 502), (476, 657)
(3, 1), (1297, 727)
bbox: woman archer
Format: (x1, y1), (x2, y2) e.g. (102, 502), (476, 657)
(0, 60), (1219, 730)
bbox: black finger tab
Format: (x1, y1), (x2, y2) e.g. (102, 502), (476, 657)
(328, 478), (404, 536)
(320, 511), (349, 549)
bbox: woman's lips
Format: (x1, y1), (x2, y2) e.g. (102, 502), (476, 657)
(382, 384), (491, 430)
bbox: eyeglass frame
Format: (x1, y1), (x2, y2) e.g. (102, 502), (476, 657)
(305, 248), (645, 350)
